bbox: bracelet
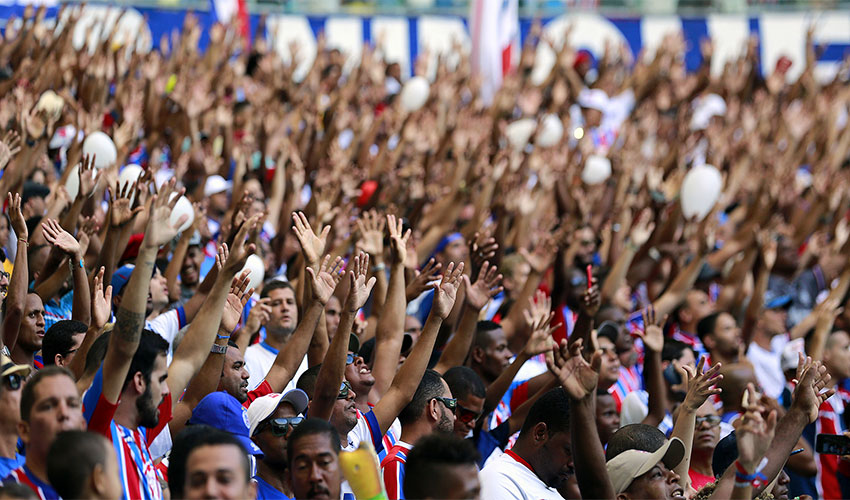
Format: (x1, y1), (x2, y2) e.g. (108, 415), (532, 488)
(216, 333), (230, 340)
(210, 343), (227, 354)
(626, 240), (639, 252)
(18, 238), (27, 247)
(734, 458), (768, 488)
(69, 258), (84, 270)
(1, 345), (9, 357)
(371, 263), (386, 272)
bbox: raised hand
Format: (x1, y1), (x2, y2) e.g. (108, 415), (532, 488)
(143, 179), (185, 249)
(463, 261), (503, 310)
(406, 258), (442, 301)
(7, 193), (27, 242)
(629, 208), (655, 247)
(244, 297), (271, 335)
(736, 384), (778, 472)
(432, 262), (464, 319)
(387, 214), (411, 265)
(636, 305), (666, 353)
(678, 356), (723, 412)
(548, 338), (602, 400)
(522, 291), (560, 357)
(221, 215), (259, 275)
(41, 218), (81, 258)
(519, 234), (556, 274)
(344, 252), (378, 313)
(580, 278), (601, 317)
(291, 211), (330, 267)
(791, 354), (834, 423)
(108, 179), (143, 228)
(78, 154), (100, 200)
(355, 210), (385, 259)
(0, 130), (21, 170)
(91, 267), (113, 330)
(221, 270), (253, 334)
(469, 230), (498, 274)
(307, 255), (344, 306)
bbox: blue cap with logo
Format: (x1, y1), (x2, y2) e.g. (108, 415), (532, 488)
(111, 264), (135, 299)
(187, 392), (264, 457)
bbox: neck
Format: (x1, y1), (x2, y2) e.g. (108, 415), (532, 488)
(470, 364), (496, 386)
(711, 350), (738, 366)
(113, 397), (139, 430)
(10, 345), (35, 367)
(256, 460), (289, 495)
(752, 328), (773, 350)
(263, 331), (291, 351)
(24, 453), (48, 484)
(507, 439), (538, 475)
(399, 422), (433, 447)
(354, 393), (370, 414)
(0, 430), (18, 458)
(690, 448), (713, 476)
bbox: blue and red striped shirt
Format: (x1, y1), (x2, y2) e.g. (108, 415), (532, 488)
(3, 465), (60, 500)
(380, 441), (413, 500)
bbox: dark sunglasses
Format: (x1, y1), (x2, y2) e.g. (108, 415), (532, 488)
(433, 397), (457, 412)
(256, 416), (304, 437)
(695, 415), (721, 428)
(337, 381), (352, 400)
(3, 373), (22, 391)
(456, 404), (482, 425)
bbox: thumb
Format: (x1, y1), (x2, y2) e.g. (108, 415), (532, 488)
(590, 350), (603, 373)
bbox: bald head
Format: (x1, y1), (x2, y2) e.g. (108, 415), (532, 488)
(717, 363), (757, 412)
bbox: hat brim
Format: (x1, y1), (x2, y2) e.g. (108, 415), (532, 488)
(636, 437), (686, 479)
(282, 389), (309, 416)
(0, 360), (31, 379)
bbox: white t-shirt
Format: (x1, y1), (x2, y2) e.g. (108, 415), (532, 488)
(746, 334), (789, 399)
(244, 342), (308, 393)
(341, 410), (385, 499)
(146, 306), (187, 366)
(480, 450), (565, 500)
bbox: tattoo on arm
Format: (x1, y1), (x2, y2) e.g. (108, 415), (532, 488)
(114, 307), (146, 344)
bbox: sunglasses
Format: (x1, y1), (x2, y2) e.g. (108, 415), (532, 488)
(2, 373), (22, 391)
(256, 416), (304, 437)
(433, 397), (457, 412)
(337, 381), (352, 400)
(346, 353), (355, 365)
(695, 415), (721, 428)
(456, 404), (482, 425)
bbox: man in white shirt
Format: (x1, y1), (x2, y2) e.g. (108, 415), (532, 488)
(746, 293), (793, 399)
(480, 388), (573, 500)
(245, 281), (305, 390)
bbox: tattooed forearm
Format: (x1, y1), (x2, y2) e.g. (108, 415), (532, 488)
(114, 307), (146, 344)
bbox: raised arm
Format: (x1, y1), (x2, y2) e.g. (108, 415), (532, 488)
(311, 253), (376, 421)
(2, 193), (28, 353)
(601, 209), (654, 303)
(371, 262), (463, 435)
(168, 218), (257, 410)
(40, 218), (90, 325)
(433, 261), (503, 374)
(100, 180), (185, 404)
(729, 385), (778, 500)
(68, 267), (112, 381)
(370, 215), (410, 400)
(636, 306), (669, 426)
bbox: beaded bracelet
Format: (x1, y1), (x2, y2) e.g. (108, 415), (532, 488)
(733, 458), (768, 488)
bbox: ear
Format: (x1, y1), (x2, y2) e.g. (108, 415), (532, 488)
(617, 493), (630, 500)
(247, 478), (257, 500)
(54, 353), (65, 366)
(471, 346), (484, 364)
(132, 371), (147, 396)
(532, 422), (548, 444)
(17, 421), (29, 447)
(703, 335), (716, 351)
(90, 463), (106, 496)
(427, 399), (439, 423)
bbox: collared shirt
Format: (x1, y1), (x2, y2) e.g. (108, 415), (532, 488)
(480, 449), (565, 500)
(381, 440), (413, 500)
(3, 465), (61, 500)
(244, 342), (308, 392)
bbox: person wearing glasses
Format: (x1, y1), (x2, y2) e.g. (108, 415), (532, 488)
(380, 369), (457, 500)
(0, 354), (30, 479)
(688, 401), (721, 491)
(246, 390), (309, 500)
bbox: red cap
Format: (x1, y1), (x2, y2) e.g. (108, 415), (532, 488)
(120, 233), (145, 262)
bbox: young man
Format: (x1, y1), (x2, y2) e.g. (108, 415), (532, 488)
(169, 426), (257, 500)
(10, 293), (46, 369)
(403, 433), (481, 500)
(697, 312), (742, 366)
(46, 430), (123, 500)
(671, 290), (715, 360)
(247, 390), (309, 500)
(381, 369), (456, 499)
(605, 435), (686, 500)
(4, 367), (86, 500)
(41, 320), (87, 368)
(480, 388), (574, 499)
(287, 418), (343, 500)
(0, 355), (29, 478)
(746, 294), (793, 398)
(688, 402), (721, 491)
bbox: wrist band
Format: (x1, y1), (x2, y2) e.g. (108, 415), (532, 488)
(371, 263), (386, 272)
(216, 333), (230, 340)
(210, 343), (227, 354)
(18, 238), (27, 247)
(734, 458), (768, 488)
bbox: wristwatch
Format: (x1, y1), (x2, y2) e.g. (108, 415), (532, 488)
(210, 344), (227, 355)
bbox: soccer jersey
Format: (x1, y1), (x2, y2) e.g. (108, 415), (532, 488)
(815, 386), (850, 500)
(0, 453), (24, 479)
(380, 441), (413, 500)
(244, 342), (308, 392)
(83, 367), (171, 500)
(3, 465), (60, 500)
(609, 364), (642, 413)
(146, 306), (187, 365)
(480, 449), (565, 500)
(254, 475), (291, 500)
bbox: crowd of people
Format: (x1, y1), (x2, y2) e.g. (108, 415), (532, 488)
(0, 3), (848, 500)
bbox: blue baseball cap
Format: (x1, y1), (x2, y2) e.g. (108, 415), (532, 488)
(111, 264), (135, 298)
(187, 392), (264, 457)
(764, 291), (793, 310)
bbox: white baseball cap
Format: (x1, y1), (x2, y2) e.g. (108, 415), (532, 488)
(577, 88), (609, 112)
(247, 389), (309, 436)
(204, 175), (232, 197)
(606, 437), (685, 494)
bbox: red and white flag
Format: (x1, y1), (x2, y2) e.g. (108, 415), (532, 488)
(469, 0), (519, 104)
(210, 0), (250, 42)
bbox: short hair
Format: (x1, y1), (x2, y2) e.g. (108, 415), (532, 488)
(296, 364), (322, 400)
(596, 321), (620, 345)
(260, 280), (294, 299)
(662, 339), (691, 363)
(443, 366), (486, 401)
(398, 369), (447, 425)
(0, 483), (38, 499)
(605, 424), (667, 461)
(169, 426), (250, 499)
(403, 433), (480, 499)
(123, 330), (169, 391)
(85, 329), (111, 375)
(696, 312), (722, 342)
(42, 320), (88, 366)
(519, 387), (570, 436)
(47, 431), (111, 499)
(287, 418), (341, 469)
(472, 321), (502, 349)
(20, 366), (75, 422)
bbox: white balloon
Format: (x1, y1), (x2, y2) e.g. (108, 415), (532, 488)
(681, 164), (723, 220)
(64, 163), (97, 201)
(400, 76), (430, 112)
(506, 119), (536, 149)
(168, 193), (194, 233)
(118, 164), (143, 204)
(581, 155), (612, 185)
(82, 132), (117, 169)
(36, 90), (64, 119)
(536, 114), (564, 147)
(241, 254), (266, 292)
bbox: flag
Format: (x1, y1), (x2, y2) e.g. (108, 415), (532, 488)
(469, 0), (519, 104)
(210, 0), (250, 42)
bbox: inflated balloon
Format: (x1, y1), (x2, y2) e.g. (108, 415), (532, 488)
(241, 254), (265, 291)
(64, 163), (97, 201)
(82, 132), (117, 169)
(36, 90), (64, 119)
(400, 76), (430, 112)
(536, 114), (564, 147)
(118, 164), (144, 205)
(680, 164), (723, 220)
(168, 193), (194, 233)
(581, 155), (612, 185)
(506, 119), (536, 149)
